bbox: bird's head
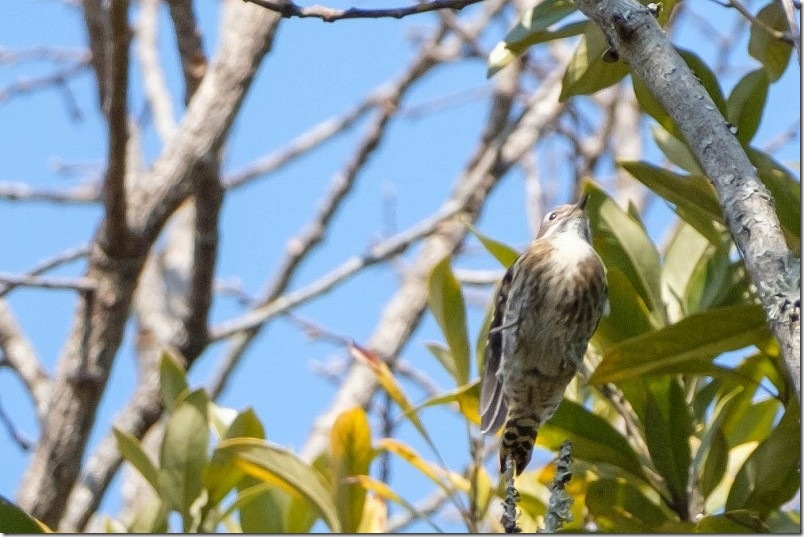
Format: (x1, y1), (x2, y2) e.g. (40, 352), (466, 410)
(536, 193), (592, 242)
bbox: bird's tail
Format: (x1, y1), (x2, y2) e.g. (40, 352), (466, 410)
(499, 415), (540, 475)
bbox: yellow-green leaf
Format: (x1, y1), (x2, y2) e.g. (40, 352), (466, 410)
(748, 2), (793, 81)
(159, 350), (189, 412)
(215, 437), (342, 532)
(114, 428), (161, 496)
(159, 388), (209, 520)
(727, 69), (769, 144)
(427, 256), (470, 385)
(559, 22), (629, 102)
(330, 407), (373, 533)
(586, 478), (669, 531)
(0, 495), (50, 533)
(467, 224), (520, 268)
(591, 303), (770, 384)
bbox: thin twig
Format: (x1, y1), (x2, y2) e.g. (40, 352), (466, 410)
(0, 396), (34, 451)
(0, 244), (90, 298)
(778, 0), (801, 63)
(0, 273), (95, 293)
(245, 0), (486, 22)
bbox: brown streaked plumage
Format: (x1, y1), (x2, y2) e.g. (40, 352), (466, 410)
(479, 194), (607, 475)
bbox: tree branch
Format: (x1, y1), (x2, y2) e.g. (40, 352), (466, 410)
(244, 0), (485, 22)
(575, 0), (801, 399)
(100, 0), (130, 255)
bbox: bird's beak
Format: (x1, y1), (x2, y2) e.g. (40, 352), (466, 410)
(576, 193), (589, 211)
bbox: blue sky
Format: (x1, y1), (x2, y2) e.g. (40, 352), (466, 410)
(0, 0), (799, 532)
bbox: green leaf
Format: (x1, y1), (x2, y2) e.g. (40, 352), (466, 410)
(750, 152), (802, 248)
(591, 304), (770, 384)
(159, 388), (210, 521)
(214, 437), (342, 532)
(0, 495), (49, 533)
(661, 222), (712, 320)
(586, 183), (665, 322)
(651, 125), (702, 174)
(697, 425), (729, 500)
(620, 161), (726, 246)
(224, 407), (266, 440)
(427, 256), (470, 385)
(726, 403), (801, 516)
(538, 399), (644, 481)
(235, 479), (291, 533)
(724, 398), (780, 448)
(468, 224), (520, 268)
(159, 350), (189, 412)
(424, 342), (458, 381)
(559, 22), (630, 102)
(727, 69), (770, 144)
(114, 428), (162, 496)
(126, 494), (168, 533)
(695, 510), (770, 533)
(487, 0), (579, 77)
(633, 74), (679, 138)
(330, 407), (373, 533)
(586, 478), (669, 531)
(643, 378), (691, 509)
(748, 2), (793, 82)
(595, 267), (657, 348)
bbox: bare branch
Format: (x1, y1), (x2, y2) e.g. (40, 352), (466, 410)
(81, 0), (109, 107)
(0, 60), (90, 104)
(0, 273), (95, 293)
(0, 181), (100, 203)
(245, 0), (486, 22)
(0, 301), (50, 421)
(576, 0), (801, 398)
(166, 0), (207, 103)
(0, 396), (34, 451)
(100, 0), (131, 255)
(16, 1), (284, 526)
(137, 0), (176, 141)
(223, 98), (376, 189)
(778, 0), (801, 63)
(0, 244), (90, 298)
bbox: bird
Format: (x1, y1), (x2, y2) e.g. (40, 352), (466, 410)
(479, 193), (607, 476)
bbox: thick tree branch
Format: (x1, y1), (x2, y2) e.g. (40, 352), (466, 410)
(100, 0), (130, 255)
(245, 0), (485, 22)
(16, 1), (283, 526)
(576, 0), (801, 398)
(137, 0), (176, 141)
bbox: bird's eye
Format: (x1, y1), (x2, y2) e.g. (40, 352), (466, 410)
(548, 212), (558, 221)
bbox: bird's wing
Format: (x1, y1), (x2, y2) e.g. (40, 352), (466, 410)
(479, 262), (515, 434)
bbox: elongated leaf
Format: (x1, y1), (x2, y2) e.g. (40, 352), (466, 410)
(643, 378), (691, 509)
(749, 149), (802, 247)
(559, 22), (630, 102)
(748, 2), (793, 81)
(727, 69), (769, 144)
(620, 161), (724, 246)
(349, 474), (444, 532)
(159, 350), (189, 412)
(586, 184), (665, 322)
(377, 438), (447, 489)
(677, 48), (726, 114)
(696, 510), (770, 533)
(215, 438), (341, 532)
(727, 404), (800, 516)
(350, 342), (440, 456)
(697, 425), (729, 500)
(651, 124), (702, 174)
(586, 478), (669, 531)
(424, 342), (458, 381)
(356, 492), (387, 532)
(330, 407), (373, 533)
(428, 256), (470, 385)
(233, 479), (289, 533)
(591, 304), (770, 384)
(114, 428), (161, 496)
(487, 0), (579, 77)
(661, 222), (713, 319)
(159, 388), (210, 519)
(0, 495), (49, 533)
(468, 224), (520, 268)
(537, 400), (644, 480)
(225, 407), (265, 440)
